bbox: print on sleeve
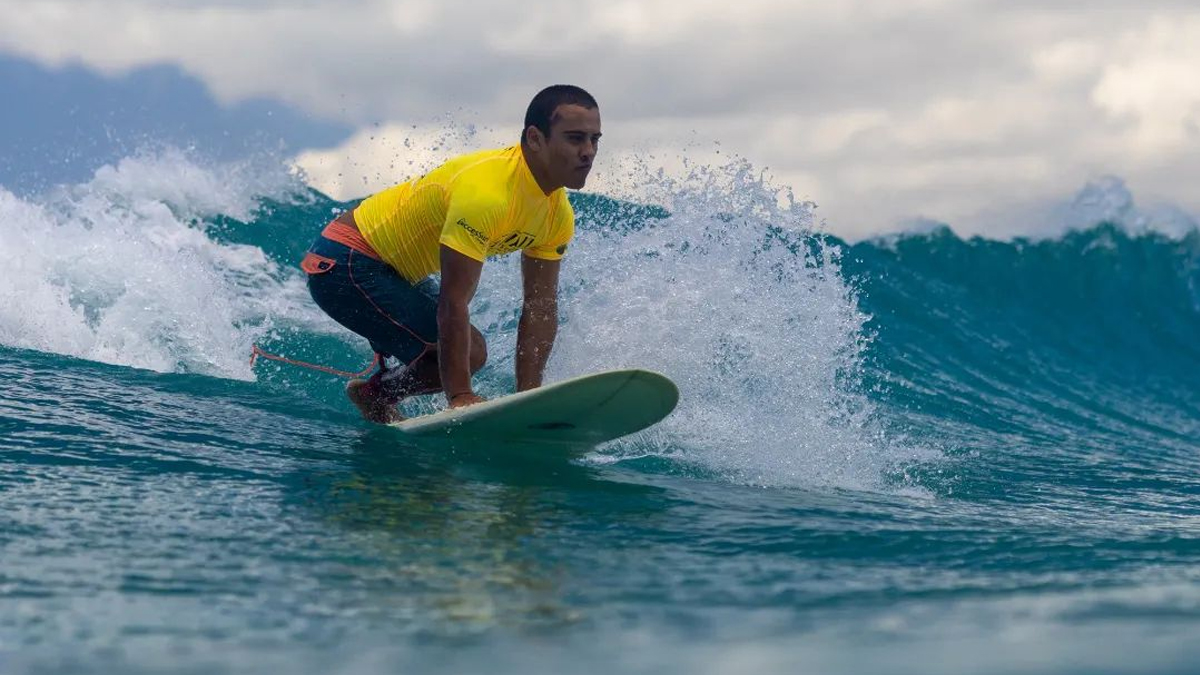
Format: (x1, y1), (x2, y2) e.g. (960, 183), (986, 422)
(456, 218), (489, 243)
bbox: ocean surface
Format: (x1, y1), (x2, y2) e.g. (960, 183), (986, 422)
(2, 150), (1199, 674)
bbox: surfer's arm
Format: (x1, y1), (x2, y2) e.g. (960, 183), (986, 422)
(516, 255), (561, 391)
(438, 245), (484, 406)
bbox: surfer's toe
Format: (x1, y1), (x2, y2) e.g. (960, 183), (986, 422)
(346, 378), (405, 424)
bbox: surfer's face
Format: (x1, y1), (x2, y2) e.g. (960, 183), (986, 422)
(527, 104), (601, 191)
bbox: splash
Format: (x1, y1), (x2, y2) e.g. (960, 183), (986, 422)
(471, 151), (922, 489)
(0, 147), (314, 378)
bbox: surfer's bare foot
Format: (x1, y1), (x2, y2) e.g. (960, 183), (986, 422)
(346, 378), (405, 424)
(448, 392), (486, 409)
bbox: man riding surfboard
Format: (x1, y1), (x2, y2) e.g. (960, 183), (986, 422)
(300, 85), (601, 423)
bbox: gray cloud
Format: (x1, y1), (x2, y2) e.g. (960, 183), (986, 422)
(0, 52), (352, 193)
(3, 0), (1199, 236)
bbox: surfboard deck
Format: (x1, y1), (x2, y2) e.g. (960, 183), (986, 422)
(391, 369), (678, 449)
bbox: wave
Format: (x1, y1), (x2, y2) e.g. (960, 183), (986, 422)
(845, 224), (1200, 500)
(0, 147), (325, 378)
(3, 147), (1196, 490)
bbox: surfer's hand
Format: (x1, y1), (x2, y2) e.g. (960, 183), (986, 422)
(448, 392), (486, 408)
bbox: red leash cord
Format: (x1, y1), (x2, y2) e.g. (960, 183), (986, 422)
(249, 344), (378, 380)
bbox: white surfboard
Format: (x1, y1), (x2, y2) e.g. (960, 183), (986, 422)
(392, 369), (678, 449)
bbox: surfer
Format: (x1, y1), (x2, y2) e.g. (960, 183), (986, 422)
(300, 85), (601, 423)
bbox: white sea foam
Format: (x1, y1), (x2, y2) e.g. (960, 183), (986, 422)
(472, 152), (929, 490)
(0, 148), (317, 379)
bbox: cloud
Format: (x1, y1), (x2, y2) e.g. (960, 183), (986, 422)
(1091, 14), (1200, 151)
(3, 0), (1200, 237)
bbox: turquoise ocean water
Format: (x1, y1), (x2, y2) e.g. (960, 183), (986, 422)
(2, 150), (1199, 673)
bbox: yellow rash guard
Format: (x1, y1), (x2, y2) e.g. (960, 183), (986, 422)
(353, 145), (574, 283)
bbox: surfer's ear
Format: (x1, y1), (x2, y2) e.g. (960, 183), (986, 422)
(524, 125), (546, 151)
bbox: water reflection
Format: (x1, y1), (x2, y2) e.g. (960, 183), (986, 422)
(290, 427), (668, 636)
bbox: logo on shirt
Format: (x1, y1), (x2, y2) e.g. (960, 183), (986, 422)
(456, 218), (488, 243)
(502, 232), (536, 250)
(489, 232), (536, 254)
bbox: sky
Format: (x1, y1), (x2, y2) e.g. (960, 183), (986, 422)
(2, 0), (1199, 239)
(0, 53), (352, 192)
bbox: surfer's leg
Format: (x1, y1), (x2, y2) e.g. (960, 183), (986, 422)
(368, 324), (487, 399)
(306, 240), (443, 422)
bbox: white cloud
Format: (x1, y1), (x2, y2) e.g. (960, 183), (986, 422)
(1032, 40), (1104, 83)
(1092, 14), (1200, 152)
(4, 0), (1200, 238)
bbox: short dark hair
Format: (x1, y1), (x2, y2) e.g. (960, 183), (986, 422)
(522, 85), (598, 144)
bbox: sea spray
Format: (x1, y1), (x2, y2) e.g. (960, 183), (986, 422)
(0, 148), (316, 378)
(471, 154), (919, 489)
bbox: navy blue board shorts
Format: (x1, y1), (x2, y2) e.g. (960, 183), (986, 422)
(302, 219), (440, 367)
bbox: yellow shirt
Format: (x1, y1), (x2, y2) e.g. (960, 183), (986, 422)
(353, 145), (574, 283)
